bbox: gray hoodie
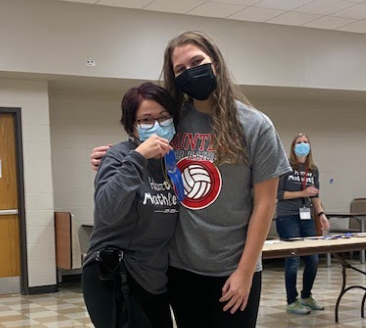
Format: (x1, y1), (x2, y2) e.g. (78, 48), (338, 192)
(84, 139), (178, 294)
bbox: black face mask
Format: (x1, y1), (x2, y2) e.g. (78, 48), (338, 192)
(175, 63), (217, 101)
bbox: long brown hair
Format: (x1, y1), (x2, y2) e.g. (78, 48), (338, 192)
(161, 30), (251, 165)
(289, 133), (317, 171)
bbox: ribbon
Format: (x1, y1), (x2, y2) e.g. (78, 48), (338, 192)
(164, 150), (185, 202)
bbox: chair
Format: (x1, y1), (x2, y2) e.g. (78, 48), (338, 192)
(325, 198), (366, 267)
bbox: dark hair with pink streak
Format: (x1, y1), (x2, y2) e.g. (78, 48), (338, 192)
(120, 82), (179, 136)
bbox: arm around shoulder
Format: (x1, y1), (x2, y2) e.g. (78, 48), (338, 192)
(94, 145), (147, 225)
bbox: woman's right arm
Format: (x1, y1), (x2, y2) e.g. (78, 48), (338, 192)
(93, 136), (173, 225)
(278, 174), (319, 200)
(90, 136), (172, 171)
(283, 190), (307, 200)
(91, 144), (112, 171)
(94, 148), (147, 226)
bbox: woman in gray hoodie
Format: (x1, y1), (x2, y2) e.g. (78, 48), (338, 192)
(82, 82), (180, 328)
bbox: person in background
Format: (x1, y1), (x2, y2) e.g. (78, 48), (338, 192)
(82, 82), (179, 328)
(90, 30), (291, 328)
(276, 133), (330, 315)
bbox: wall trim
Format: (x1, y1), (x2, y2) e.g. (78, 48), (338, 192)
(28, 284), (58, 295)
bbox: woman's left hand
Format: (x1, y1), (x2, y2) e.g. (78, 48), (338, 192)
(320, 214), (330, 230)
(219, 269), (253, 314)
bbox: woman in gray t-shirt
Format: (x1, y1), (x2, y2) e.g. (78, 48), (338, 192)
(276, 133), (329, 315)
(90, 31), (291, 328)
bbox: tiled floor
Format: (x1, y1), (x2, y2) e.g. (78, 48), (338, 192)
(259, 257), (366, 328)
(1, 256), (366, 328)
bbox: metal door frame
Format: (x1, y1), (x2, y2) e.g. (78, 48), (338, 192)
(0, 107), (28, 294)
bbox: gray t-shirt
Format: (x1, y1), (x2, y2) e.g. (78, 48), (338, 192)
(276, 163), (320, 217)
(84, 140), (178, 294)
(169, 101), (291, 276)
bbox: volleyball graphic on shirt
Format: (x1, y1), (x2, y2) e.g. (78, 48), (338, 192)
(183, 164), (211, 199)
(177, 158), (222, 210)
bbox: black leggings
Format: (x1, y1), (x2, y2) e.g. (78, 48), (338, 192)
(168, 267), (261, 328)
(82, 262), (173, 328)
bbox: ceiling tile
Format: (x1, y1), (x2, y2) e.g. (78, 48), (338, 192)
(268, 11), (322, 25)
(330, 2), (366, 18)
(229, 6), (285, 22)
(188, 2), (246, 18)
(144, 0), (205, 14)
(295, 0), (355, 15)
(255, 0), (313, 11)
(97, 0), (154, 9)
(60, 0), (98, 3)
(209, 0), (260, 5)
(53, 0), (366, 35)
(336, 19), (366, 31)
(303, 15), (356, 29)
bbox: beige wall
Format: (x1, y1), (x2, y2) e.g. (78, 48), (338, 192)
(0, 79), (56, 287)
(49, 89), (366, 231)
(1, 0), (366, 91)
(49, 88), (125, 228)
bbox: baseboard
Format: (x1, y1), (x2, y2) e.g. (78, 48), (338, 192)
(61, 268), (82, 276)
(28, 284), (58, 295)
(61, 273), (82, 283)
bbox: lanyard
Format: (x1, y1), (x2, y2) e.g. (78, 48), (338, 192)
(301, 170), (308, 190)
(300, 168), (310, 207)
(164, 150), (185, 202)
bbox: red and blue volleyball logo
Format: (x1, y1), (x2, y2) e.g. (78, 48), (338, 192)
(177, 158), (222, 210)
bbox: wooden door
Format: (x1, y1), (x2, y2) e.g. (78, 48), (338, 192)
(0, 113), (20, 281)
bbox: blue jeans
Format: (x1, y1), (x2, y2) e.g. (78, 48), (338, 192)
(276, 215), (318, 305)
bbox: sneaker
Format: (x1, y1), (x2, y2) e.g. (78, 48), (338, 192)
(286, 300), (311, 315)
(300, 295), (325, 310)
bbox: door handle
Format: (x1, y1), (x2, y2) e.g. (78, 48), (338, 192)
(0, 209), (19, 216)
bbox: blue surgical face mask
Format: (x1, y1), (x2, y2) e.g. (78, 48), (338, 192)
(294, 142), (310, 157)
(137, 122), (176, 142)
